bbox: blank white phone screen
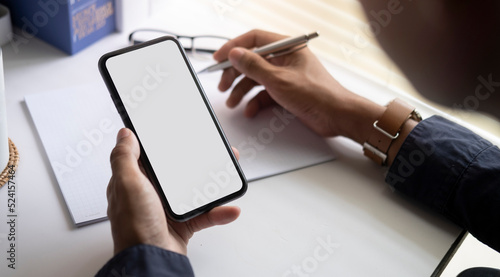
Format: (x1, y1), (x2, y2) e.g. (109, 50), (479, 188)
(105, 39), (243, 215)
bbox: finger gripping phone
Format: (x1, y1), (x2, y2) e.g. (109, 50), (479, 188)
(98, 36), (247, 222)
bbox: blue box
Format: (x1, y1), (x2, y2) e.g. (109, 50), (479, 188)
(1, 0), (116, 55)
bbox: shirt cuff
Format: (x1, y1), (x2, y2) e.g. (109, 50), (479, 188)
(385, 115), (493, 218)
(96, 244), (195, 277)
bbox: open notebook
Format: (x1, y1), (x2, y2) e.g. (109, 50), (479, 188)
(26, 72), (334, 226)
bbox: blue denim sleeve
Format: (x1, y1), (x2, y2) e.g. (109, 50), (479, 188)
(95, 244), (195, 277)
(386, 115), (500, 252)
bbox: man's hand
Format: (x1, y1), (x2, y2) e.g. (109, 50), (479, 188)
(214, 29), (385, 145)
(106, 128), (241, 255)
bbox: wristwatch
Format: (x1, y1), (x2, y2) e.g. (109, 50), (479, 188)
(363, 98), (422, 166)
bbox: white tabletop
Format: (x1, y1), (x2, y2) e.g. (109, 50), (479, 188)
(0, 4), (462, 277)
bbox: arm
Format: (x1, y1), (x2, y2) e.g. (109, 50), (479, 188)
(213, 29), (414, 166)
(388, 115), (500, 252)
(215, 30), (500, 251)
(96, 244), (194, 277)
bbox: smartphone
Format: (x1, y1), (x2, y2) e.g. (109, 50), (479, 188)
(98, 36), (247, 222)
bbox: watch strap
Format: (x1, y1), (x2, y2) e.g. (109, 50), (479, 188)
(363, 98), (419, 165)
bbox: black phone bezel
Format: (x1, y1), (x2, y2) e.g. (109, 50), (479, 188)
(98, 36), (247, 222)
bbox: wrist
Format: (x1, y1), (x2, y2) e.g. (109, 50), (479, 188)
(335, 93), (386, 144)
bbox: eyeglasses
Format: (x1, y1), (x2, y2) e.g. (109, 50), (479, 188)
(128, 29), (230, 56)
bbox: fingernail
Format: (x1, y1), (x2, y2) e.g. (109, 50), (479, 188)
(116, 128), (130, 142)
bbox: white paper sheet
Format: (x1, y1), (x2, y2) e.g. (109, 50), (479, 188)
(25, 83), (123, 226)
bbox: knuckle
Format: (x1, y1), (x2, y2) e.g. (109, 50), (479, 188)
(248, 29), (260, 37)
(109, 144), (136, 174)
(251, 28), (264, 37)
(109, 170), (145, 199)
(110, 144), (128, 162)
(106, 181), (113, 198)
(112, 173), (129, 186)
(245, 54), (259, 71)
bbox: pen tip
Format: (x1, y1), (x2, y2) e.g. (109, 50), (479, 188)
(197, 68), (207, 74)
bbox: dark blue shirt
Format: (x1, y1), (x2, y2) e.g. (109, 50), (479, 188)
(95, 244), (194, 277)
(97, 115), (500, 276)
(387, 115), (500, 252)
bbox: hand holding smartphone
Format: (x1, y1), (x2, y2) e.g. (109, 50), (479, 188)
(99, 36), (247, 222)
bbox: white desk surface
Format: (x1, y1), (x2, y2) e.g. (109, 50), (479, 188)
(0, 4), (465, 277)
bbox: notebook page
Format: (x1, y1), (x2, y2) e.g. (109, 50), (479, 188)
(25, 84), (123, 226)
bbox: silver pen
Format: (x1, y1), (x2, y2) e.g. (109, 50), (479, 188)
(197, 31), (319, 74)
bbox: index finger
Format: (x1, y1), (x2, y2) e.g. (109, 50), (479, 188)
(213, 29), (288, 62)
